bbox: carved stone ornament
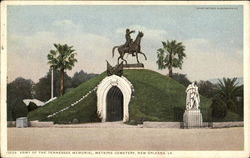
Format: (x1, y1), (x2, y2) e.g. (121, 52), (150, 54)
(107, 60), (123, 76)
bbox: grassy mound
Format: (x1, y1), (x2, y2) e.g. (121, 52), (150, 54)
(28, 69), (240, 124)
(28, 72), (106, 123)
(123, 69), (211, 123)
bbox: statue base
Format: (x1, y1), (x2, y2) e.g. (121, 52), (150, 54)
(123, 63), (144, 69)
(183, 110), (203, 128)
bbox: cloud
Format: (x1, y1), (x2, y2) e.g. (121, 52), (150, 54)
(51, 19), (84, 34)
(138, 37), (243, 82)
(116, 25), (167, 41)
(8, 22), (243, 83)
(8, 20), (114, 83)
(175, 38), (243, 81)
(53, 19), (76, 26)
(113, 26), (243, 82)
(7, 31), (58, 82)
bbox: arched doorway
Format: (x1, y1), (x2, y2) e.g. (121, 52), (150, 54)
(106, 86), (123, 121)
(97, 75), (133, 122)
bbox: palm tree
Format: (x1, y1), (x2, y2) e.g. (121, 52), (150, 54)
(156, 40), (186, 78)
(217, 77), (240, 112)
(47, 44), (77, 96)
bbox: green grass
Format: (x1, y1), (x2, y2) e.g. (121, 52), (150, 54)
(28, 72), (106, 123)
(123, 69), (212, 123)
(28, 69), (241, 124)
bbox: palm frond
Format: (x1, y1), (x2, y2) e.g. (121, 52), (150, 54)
(48, 43), (77, 71)
(156, 40), (186, 72)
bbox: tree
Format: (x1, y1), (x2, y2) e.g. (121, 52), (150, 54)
(172, 73), (191, 87)
(235, 85), (243, 117)
(7, 77), (34, 121)
(198, 80), (218, 98)
(156, 40), (186, 78)
(217, 77), (241, 112)
(34, 70), (72, 102)
(71, 70), (97, 88)
(47, 44), (77, 95)
(211, 97), (227, 120)
(12, 98), (28, 120)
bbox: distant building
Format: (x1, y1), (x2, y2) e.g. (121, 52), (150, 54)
(23, 99), (45, 107)
(23, 97), (57, 107)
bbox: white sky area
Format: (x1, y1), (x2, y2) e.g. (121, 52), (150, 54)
(7, 5), (243, 83)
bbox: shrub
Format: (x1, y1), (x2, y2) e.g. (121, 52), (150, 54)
(236, 97), (243, 118)
(12, 99), (28, 120)
(198, 80), (218, 98)
(27, 102), (38, 112)
(172, 73), (191, 87)
(227, 99), (237, 112)
(72, 118), (79, 124)
(211, 98), (227, 119)
(90, 110), (101, 122)
(128, 120), (137, 125)
(173, 106), (185, 121)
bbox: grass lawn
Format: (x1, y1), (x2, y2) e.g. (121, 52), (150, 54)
(28, 69), (241, 124)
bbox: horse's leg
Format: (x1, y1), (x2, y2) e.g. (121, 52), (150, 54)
(119, 51), (127, 65)
(139, 51), (147, 60)
(136, 51), (140, 63)
(117, 56), (121, 65)
(117, 50), (124, 64)
(121, 56), (127, 64)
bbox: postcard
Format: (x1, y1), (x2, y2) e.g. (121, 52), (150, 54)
(1, 1), (249, 158)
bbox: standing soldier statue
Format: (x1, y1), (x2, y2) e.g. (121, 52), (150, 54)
(185, 82), (200, 110)
(183, 81), (203, 128)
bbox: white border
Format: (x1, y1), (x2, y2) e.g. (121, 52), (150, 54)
(1, 1), (249, 158)
(243, 1), (250, 156)
(1, 1), (8, 155)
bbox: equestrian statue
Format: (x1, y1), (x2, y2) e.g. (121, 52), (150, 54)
(112, 28), (147, 64)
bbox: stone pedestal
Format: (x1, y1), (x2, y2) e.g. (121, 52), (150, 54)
(16, 117), (28, 128)
(183, 110), (203, 128)
(123, 63), (144, 69)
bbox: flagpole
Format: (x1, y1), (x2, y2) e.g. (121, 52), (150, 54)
(51, 67), (53, 99)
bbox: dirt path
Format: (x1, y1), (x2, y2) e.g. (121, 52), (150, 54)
(8, 127), (243, 150)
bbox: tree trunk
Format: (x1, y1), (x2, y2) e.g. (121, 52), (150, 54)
(168, 51), (173, 78)
(60, 69), (65, 96)
(168, 66), (173, 78)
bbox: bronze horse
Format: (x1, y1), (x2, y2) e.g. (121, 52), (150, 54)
(112, 31), (147, 64)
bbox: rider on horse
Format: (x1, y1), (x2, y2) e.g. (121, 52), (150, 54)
(112, 29), (147, 64)
(125, 28), (135, 56)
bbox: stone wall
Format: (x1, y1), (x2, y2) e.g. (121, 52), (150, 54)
(7, 121), (243, 128)
(142, 121), (243, 128)
(212, 121), (243, 128)
(143, 122), (181, 128)
(29, 120), (54, 127)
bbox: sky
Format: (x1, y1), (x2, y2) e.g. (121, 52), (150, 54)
(7, 5), (243, 83)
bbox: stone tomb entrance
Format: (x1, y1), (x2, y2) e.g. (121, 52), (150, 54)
(106, 86), (123, 121)
(97, 75), (133, 122)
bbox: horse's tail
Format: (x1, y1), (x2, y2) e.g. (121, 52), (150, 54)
(112, 46), (119, 57)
